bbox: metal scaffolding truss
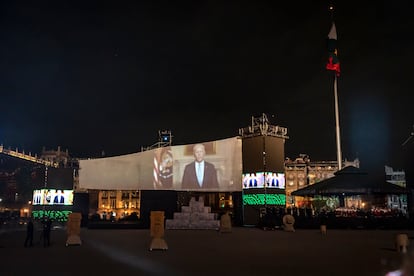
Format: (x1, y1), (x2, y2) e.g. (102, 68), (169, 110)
(141, 130), (173, 151)
(238, 113), (289, 139)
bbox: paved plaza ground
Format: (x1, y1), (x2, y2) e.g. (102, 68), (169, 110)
(1, 223), (413, 276)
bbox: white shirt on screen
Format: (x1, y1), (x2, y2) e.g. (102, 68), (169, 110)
(195, 161), (204, 187)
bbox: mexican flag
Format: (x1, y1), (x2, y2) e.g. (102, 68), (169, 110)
(326, 22), (340, 76)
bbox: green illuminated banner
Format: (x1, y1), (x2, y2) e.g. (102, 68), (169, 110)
(32, 210), (72, 222)
(243, 194), (286, 205)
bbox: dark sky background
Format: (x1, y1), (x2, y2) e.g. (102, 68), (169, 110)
(0, 1), (413, 177)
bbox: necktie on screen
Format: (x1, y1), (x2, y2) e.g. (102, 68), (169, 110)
(197, 163), (203, 186)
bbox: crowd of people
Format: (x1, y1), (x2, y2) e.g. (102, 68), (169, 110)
(257, 206), (410, 230)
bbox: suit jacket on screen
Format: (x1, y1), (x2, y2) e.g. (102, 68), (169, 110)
(181, 161), (219, 190)
(53, 195), (64, 204)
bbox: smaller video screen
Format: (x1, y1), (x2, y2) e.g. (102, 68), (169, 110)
(242, 172), (285, 189)
(265, 172), (285, 189)
(32, 189), (74, 206)
(242, 172), (265, 189)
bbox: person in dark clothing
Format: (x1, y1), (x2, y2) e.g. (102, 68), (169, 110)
(42, 217), (52, 247)
(319, 210), (328, 226)
(24, 218), (34, 247)
(181, 144), (219, 190)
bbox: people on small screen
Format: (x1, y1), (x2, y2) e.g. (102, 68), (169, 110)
(44, 189), (51, 204)
(249, 173), (258, 187)
(33, 191), (42, 204)
(53, 189), (65, 204)
(243, 175), (249, 188)
(182, 144), (219, 189)
(267, 173), (279, 187)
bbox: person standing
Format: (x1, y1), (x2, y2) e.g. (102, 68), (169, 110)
(181, 144), (219, 190)
(24, 218), (34, 247)
(33, 191), (42, 204)
(53, 190), (65, 204)
(44, 190), (51, 204)
(249, 173), (258, 187)
(42, 217), (52, 247)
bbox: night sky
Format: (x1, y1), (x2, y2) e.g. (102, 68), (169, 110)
(1, 1), (413, 176)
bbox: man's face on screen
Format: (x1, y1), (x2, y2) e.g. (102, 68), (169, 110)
(193, 145), (205, 163)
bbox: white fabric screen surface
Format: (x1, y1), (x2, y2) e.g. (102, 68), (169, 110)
(79, 137), (242, 191)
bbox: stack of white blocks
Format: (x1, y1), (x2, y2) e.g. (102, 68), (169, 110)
(166, 197), (220, 230)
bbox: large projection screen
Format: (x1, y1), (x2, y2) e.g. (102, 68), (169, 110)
(79, 137), (242, 191)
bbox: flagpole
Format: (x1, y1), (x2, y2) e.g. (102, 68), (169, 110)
(333, 74), (342, 170)
(329, 4), (342, 170)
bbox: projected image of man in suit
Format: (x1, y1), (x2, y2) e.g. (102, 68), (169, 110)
(53, 189), (65, 204)
(182, 144), (219, 190)
(33, 191), (42, 205)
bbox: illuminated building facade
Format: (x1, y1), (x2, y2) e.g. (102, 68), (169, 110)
(94, 190), (141, 220)
(385, 165), (407, 211)
(285, 155), (360, 207)
(41, 146), (76, 168)
(385, 165), (406, 187)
